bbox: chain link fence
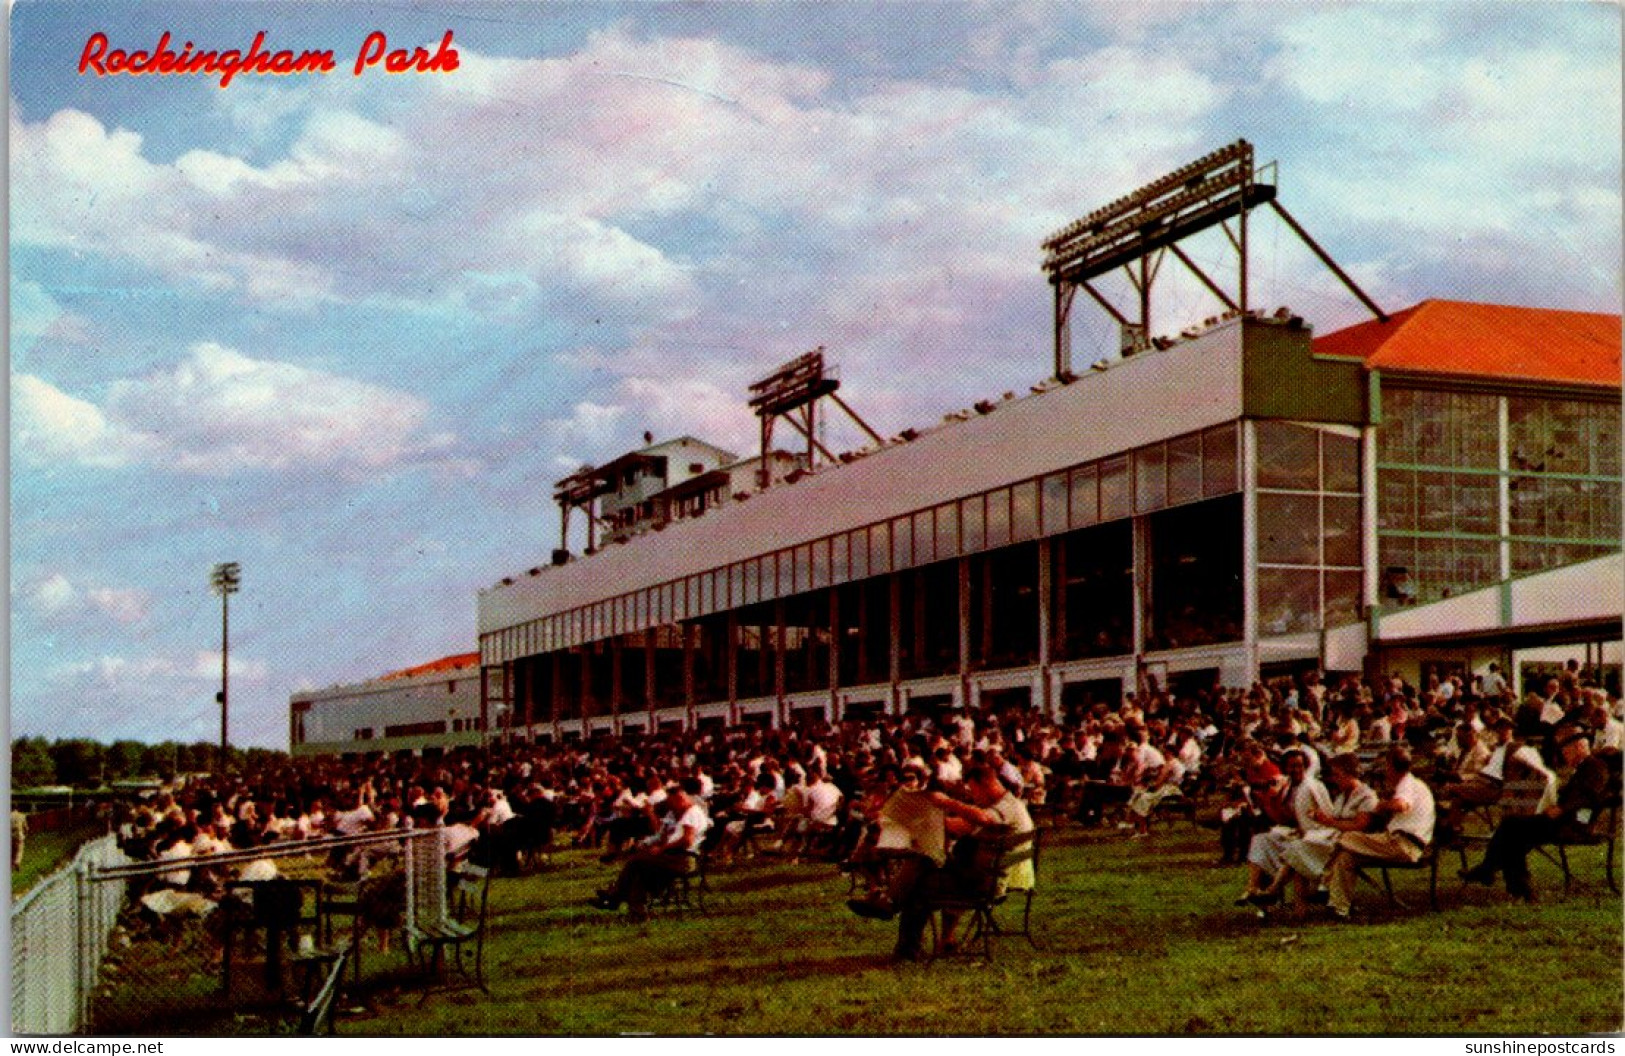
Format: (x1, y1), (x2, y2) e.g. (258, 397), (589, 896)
(11, 835), (130, 1035)
(12, 829), (446, 1036)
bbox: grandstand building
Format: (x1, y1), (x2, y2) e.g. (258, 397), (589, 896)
(290, 143), (1621, 754)
(474, 296), (1621, 741)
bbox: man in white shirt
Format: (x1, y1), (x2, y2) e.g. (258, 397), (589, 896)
(591, 780), (710, 922)
(1322, 745), (1435, 918)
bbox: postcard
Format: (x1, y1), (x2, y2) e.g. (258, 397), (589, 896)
(10, 0), (1622, 1041)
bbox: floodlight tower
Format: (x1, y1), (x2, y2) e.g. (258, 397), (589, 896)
(1040, 138), (1388, 378)
(210, 561), (241, 772)
(747, 347), (882, 488)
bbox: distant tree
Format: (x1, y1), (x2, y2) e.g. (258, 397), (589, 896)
(48, 739), (105, 787)
(139, 743), (177, 781)
(11, 738), (54, 789)
(106, 740), (146, 781)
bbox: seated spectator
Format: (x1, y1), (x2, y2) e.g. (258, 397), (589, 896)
(785, 765), (843, 860)
(714, 772), (779, 861)
(1460, 728), (1622, 901)
(853, 763), (1033, 962)
(1235, 748), (1324, 903)
(1125, 731), (1182, 837)
(1246, 753), (1378, 909)
(590, 779), (710, 922)
(1217, 742), (1282, 865)
(1322, 745), (1435, 919)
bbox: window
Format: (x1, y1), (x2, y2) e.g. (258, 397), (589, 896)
(870, 522), (892, 576)
(1322, 495), (1362, 567)
(914, 509), (935, 565)
(1134, 443), (1167, 512)
(810, 538), (830, 590)
(1099, 457), (1131, 520)
(935, 503), (959, 558)
(1323, 432), (1360, 493)
(1011, 480), (1040, 542)
(1256, 421), (1319, 490)
(1041, 473), (1068, 535)
(961, 495), (985, 552)
(1167, 434), (1202, 506)
(1258, 492), (1320, 565)
(984, 488), (1010, 549)
(1202, 423), (1239, 496)
(1069, 465), (1099, 527)
(893, 516), (914, 570)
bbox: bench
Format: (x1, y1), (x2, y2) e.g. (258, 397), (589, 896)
(406, 864), (490, 1003)
(295, 940), (351, 1035)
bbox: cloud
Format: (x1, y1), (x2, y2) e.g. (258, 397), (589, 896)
(548, 400), (627, 450)
(52, 651), (268, 687)
(14, 342), (463, 477)
(12, 372), (149, 467)
(620, 376), (755, 453)
(1263, 6), (1620, 302)
(21, 572), (154, 626)
(10, 279), (90, 348)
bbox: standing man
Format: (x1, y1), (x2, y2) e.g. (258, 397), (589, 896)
(891, 763), (1034, 962)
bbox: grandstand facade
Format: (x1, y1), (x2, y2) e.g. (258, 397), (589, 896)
(471, 300), (1622, 742)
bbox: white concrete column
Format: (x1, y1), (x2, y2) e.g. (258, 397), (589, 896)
(1242, 418), (1261, 685)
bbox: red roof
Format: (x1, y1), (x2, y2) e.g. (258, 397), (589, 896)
(379, 652), (480, 681)
(1314, 300), (1620, 389)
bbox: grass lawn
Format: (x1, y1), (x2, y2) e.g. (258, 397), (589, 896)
(11, 822), (104, 900)
(93, 820), (1623, 1035)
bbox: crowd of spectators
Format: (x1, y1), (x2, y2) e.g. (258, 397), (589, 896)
(107, 659), (1621, 938)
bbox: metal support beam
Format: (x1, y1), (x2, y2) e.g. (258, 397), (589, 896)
(1168, 243), (1239, 313)
(1078, 280), (1132, 328)
(828, 391), (885, 447)
(779, 412), (840, 463)
(1267, 200), (1388, 322)
(1053, 283), (1077, 378)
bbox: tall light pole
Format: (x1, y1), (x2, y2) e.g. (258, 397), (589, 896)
(210, 562), (242, 774)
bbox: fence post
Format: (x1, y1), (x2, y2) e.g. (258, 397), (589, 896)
(76, 858), (93, 1032)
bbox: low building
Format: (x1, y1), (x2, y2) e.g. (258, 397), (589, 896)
(289, 652), (482, 757)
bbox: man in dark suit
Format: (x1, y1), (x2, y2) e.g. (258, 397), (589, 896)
(1460, 726), (1621, 901)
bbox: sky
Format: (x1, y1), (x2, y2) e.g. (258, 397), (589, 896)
(9, 1), (1621, 749)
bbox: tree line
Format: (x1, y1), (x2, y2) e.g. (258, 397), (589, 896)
(10, 737), (289, 790)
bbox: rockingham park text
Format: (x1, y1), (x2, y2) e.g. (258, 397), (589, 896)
(78, 30), (458, 88)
